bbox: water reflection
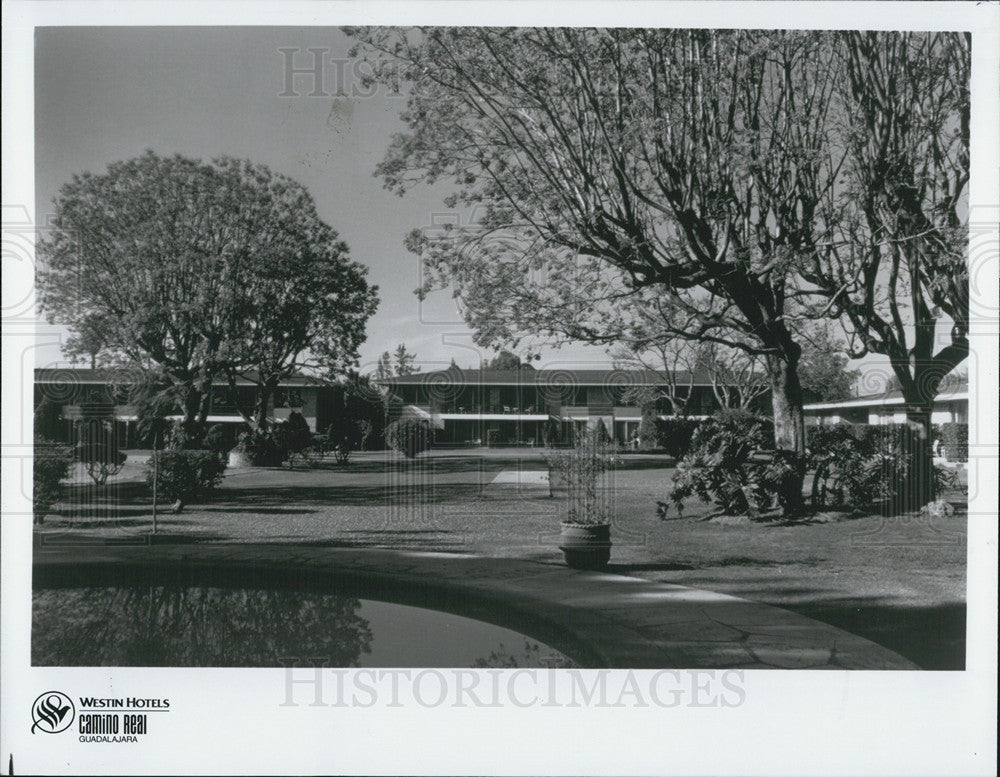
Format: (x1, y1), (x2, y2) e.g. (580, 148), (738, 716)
(472, 640), (578, 668)
(32, 586), (373, 667)
(33, 587), (579, 668)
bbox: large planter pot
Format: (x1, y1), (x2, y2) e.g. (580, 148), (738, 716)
(558, 522), (611, 570)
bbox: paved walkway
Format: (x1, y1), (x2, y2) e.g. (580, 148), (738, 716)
(33, 543), (917, 669)
(485, 469), (551, 497)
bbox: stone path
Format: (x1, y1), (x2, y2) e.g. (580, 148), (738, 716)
(33, 543), (917, 669)
(484, 469), (551, 497)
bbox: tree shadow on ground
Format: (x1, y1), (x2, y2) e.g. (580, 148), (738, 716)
(303, 456), (502, 476)
(607, 561), (698, 573)
(63, 481), (149, 502)
(613, 458), (677, 471)
(791, 600), (966, 670)
(605, 554), (966, 670)
(249, 530), (468, 551)
(198, 506), (318, 515)
(210, 483), (485, 507)
(609, 556), (827, 575)
(34, 530), (227, 546)
(40, 517), (196, 530)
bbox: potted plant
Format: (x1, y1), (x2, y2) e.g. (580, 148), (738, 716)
(547, 429), (620, 570)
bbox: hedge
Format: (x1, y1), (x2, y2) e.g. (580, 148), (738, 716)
(34, 437), (73, 524)
(934, 422), (968, 463)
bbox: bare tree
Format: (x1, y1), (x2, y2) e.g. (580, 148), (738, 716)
(610, 340), (698, 416)
(799, 31), (969, 502)
(351, 28), (848, 511)
(693, 342), (770, 411)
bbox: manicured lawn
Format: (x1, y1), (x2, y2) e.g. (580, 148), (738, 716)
(37, 448), (968, 669)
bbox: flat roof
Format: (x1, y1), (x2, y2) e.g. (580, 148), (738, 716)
(804, 383), (968, 411)
(34, 367), (326, 387)
(378, 367), (716, 387)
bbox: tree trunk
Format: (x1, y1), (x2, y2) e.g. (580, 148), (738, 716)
(178, 378), (212, 447)
(254, 378), (280, 433)
(765, 353), (807, 514)
(901, 401), (935, 510)
(766, 354), (806, 456)
(179, 384), (203, 448)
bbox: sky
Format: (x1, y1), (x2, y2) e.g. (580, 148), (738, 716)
(32, 26), (617, 376)
(32, 25), (948, 390)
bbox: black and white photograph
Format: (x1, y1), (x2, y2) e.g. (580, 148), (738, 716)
(2, 2), (997, 774)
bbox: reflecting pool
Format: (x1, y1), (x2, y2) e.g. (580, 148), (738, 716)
(32, 586), (578, 668)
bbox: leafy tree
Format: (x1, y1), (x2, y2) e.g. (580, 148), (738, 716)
(74, 420), (127, 486)
(132, 381), (179, 449)
(351, 27), (969, 511)
(376, 344), (420, 380)
(38, 151), (378, 445)
(375, 351), (394, 381)
(481, 350), (535, 371)
(797, 322), (862, 402)
(33, 397), (65, 441)
(393, 343), (420, 376)
(38, 152), (240, 444)
(208, 159), (378, 434)
(202, 424), (232, 458)
(63, 312), (113, 369)
(350, 28), (843, 511)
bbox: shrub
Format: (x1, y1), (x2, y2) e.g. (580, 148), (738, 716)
(145, 449), (226, 513)
(74, 421), (127, 485)
(935, 422), (968, 463)
(485, 428), (502, 448)
(274, 412), (313, 467)
(668, 409), (783, 517)
(637, 415), (701, 457)
(202, 424), (231, 457)
(808, 423), (939, 510)
(656, 418), (701, 459)
(590, 419), (611, 444)
(323, 424), (352, 464)
(386, 419), (434, 458)
(33, 437), (73, 524)
(546, 430), (621, 525)
(637, 406), (660, 450)
(326, 415), (370, 464)
(34, 398), (65, 441)
(165, 419), (194, 450)
(234, 428), (284, 467)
